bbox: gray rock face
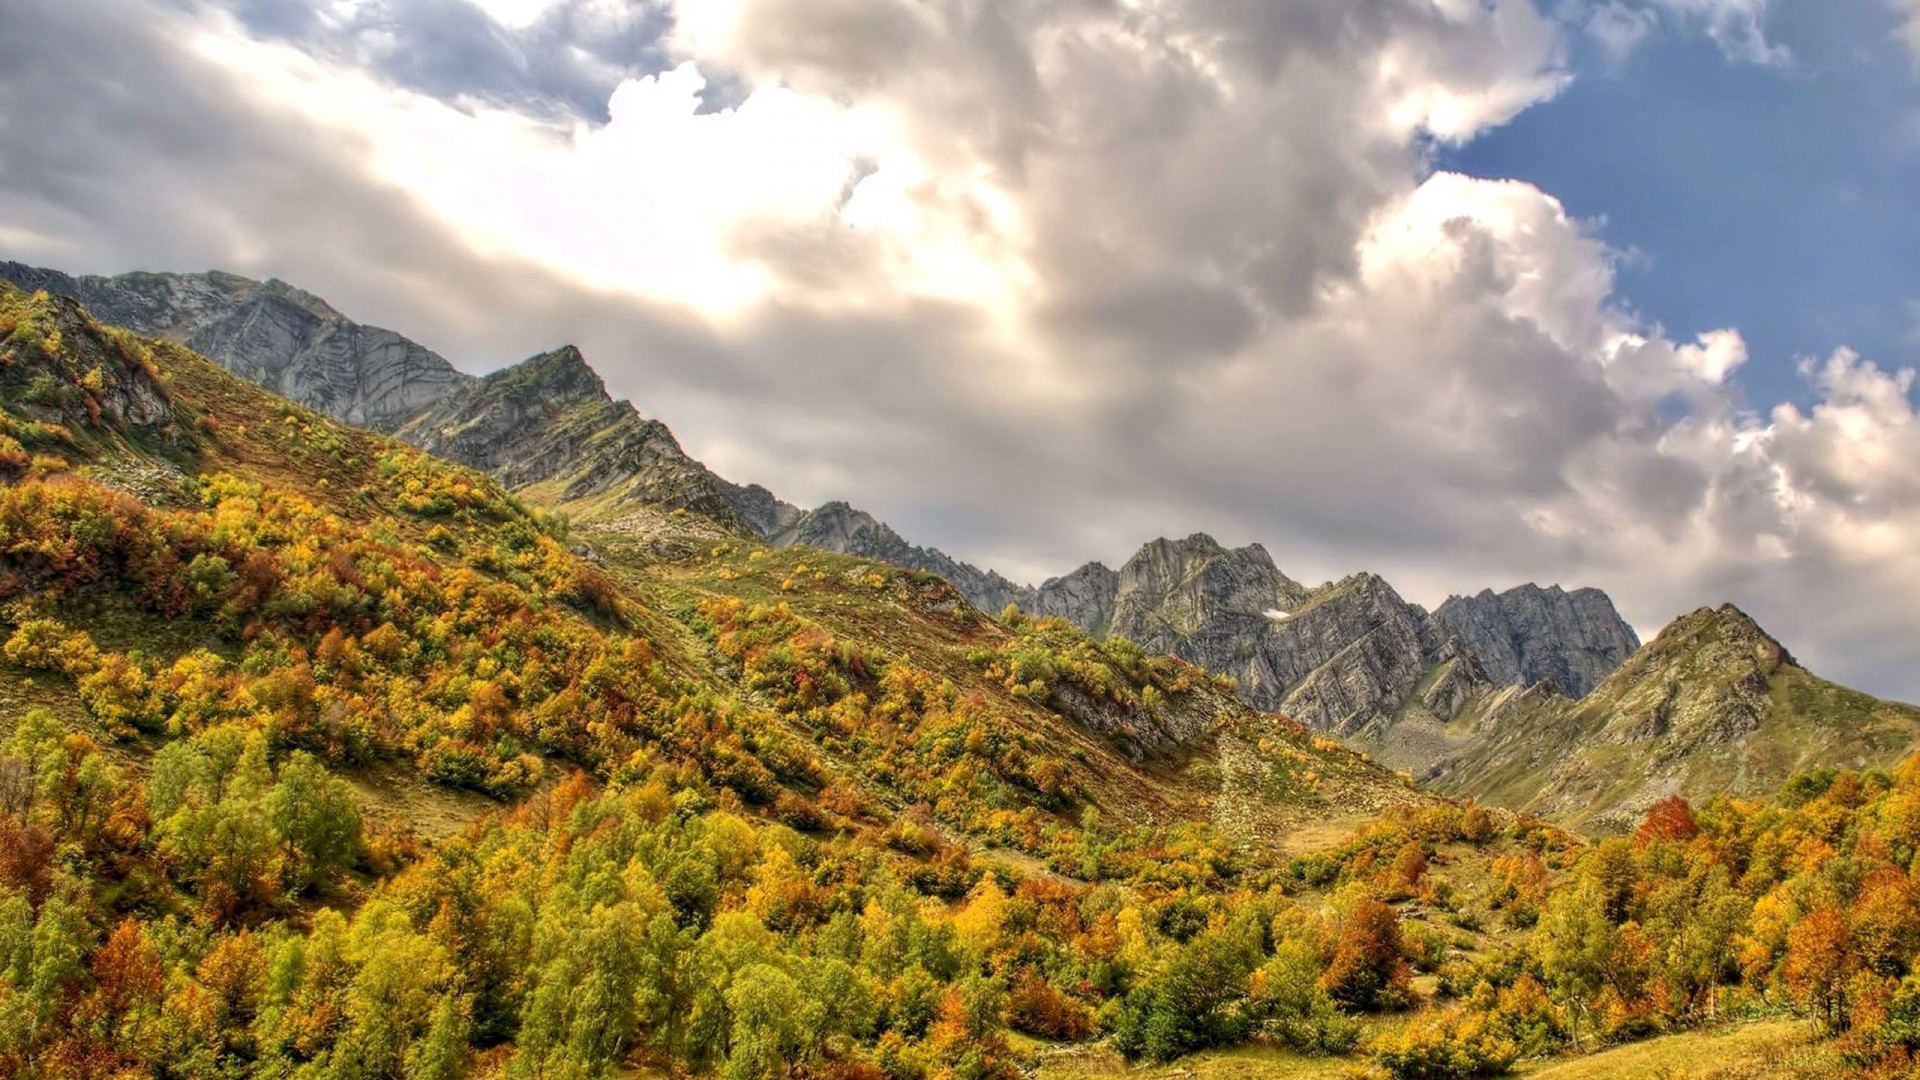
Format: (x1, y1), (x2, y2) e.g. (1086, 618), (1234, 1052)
(1435, 584), (1640, 698)
(8, 259), (1645, 751)
(1044, 535), (1469, 734)
(767, 501), (1033, 614)
(397, 345), (756, 528)
(0, 263), (473, 432)
(1032, 562), (1120, 633)
(1029, 537), (1639, 742)
(717, 481), (807, 540)
(1263, 574), (1456, 732)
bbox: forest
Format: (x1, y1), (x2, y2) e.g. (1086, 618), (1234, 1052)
(2, 282), (1919, 1080)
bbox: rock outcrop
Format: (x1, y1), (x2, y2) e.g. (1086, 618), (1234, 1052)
(0, 263), (472, 432)
(1031, 562), (1120, 634)
(1056, 536), (1481, 737)
(766, 501), (1033, 614)
(1424, 604), (1920, 831)
(0, 287), (182, 437)
(1435, 584), (1640, 697)
(394, 345), (756, 529)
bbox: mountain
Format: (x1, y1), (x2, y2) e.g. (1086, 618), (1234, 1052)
(0, 277), (1493, 1075)
(393, 343), (759, 530)
(1435, 584), (1639, 697)
(0, 276), (1427, 835)
(0, 262), (472, 431)
(21, 258), (1892, 836)
(1029, 536), (1490, 740)
(0, 261), (1053, 603)
(6, 271), (1920, 1078)
(1417, 604), (1920, 830)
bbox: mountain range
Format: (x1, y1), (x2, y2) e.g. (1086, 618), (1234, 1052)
(7, 258), (1916, 828)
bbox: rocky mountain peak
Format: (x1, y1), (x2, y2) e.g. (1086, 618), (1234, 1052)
(1435, 582), (1640, 699)
(1032, 561), (1121, 633)
(491, 345), (607, 405)
(1644, 603), (1793, 669)
(256, 277), (345, 321)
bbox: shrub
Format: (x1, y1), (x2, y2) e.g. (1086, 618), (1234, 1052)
(1005, 968), (1095, 1040)
(1370, 1008), (1519, 1079)
(1321, 899), (1412, 1011)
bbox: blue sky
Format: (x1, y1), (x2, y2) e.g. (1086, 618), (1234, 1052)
(1447, 0), (1920, 408)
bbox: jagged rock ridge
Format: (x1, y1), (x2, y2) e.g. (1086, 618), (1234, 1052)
(0, 263), (472, 432)
(1436, 584), (1639, 698)
(1418, 603), (1920, 830)
(396, 345), (756, 530)
(3, 259), (1648, 753)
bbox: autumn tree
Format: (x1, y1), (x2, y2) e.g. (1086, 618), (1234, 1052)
(1320, 899), (1411, 1011)
(1785, 906), (1856, 1032)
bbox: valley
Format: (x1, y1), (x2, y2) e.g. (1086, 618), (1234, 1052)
(0, 274), (1917, 1079)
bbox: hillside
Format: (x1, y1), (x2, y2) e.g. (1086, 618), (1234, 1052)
(1412, 604), (1920, 830)
(8, 261), (1918, 841)
(0, 279), (1429, 839)
(0, 261), (1651, 735)
(7, 288), (1920, 1080)
(0, 281), (1444, 1075)
(0, 261), (472, 431)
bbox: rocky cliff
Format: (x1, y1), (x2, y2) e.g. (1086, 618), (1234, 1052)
(5, 259), (1648, 752)
(1031, 562), (1120, 634)
(1435, 584), (1640, 697)
(0, 263), (472, 432)
(1423, 604), (1920, 830)
(1101, 542), (1480, 737)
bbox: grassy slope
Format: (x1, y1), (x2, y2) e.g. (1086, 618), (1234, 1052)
(0, 280), (1428, 856)
(1418, 607), (1920, 831)
(577, 510), (1436, 840)
(1031, 1018), (1822, 1080)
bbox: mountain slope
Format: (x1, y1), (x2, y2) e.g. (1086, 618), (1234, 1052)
(0, 278), (1427, 845)
(1423, 604), (1920, 830)
(0, 261), (472, 431)
(393, 343), (758, 530)
(1, 261), (1652, 731)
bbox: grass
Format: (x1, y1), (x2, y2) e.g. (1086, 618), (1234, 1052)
(1516, 1018), (1824, 1079)
(1031, 1042), (1352, 1080)
(1025, 1019), (1823, 1080)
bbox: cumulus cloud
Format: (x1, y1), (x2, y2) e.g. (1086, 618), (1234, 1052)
(2, 0), (1919, 699)
(1647, 0), (1788, 64)
(1566, 0), (1787, 66)
(1895, 0), (1920, 63)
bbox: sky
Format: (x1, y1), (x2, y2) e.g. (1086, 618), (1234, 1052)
(2, 0), (1920, 699)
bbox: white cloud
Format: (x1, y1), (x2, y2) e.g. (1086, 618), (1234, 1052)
(1583, 2), (1660, 64)
(1648, 0), (1789, 65)
(1897, 0), (1920, 63)
(7, 0), (1920, 699)
(464, 0), (550, 29)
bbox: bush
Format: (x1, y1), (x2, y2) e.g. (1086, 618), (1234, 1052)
(1253, 940), (1362, 1055)
(1005, 968), (1095, 1041)
(1370, 1008), (1519, 1079)
(1321, 899), (1412, 1011)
